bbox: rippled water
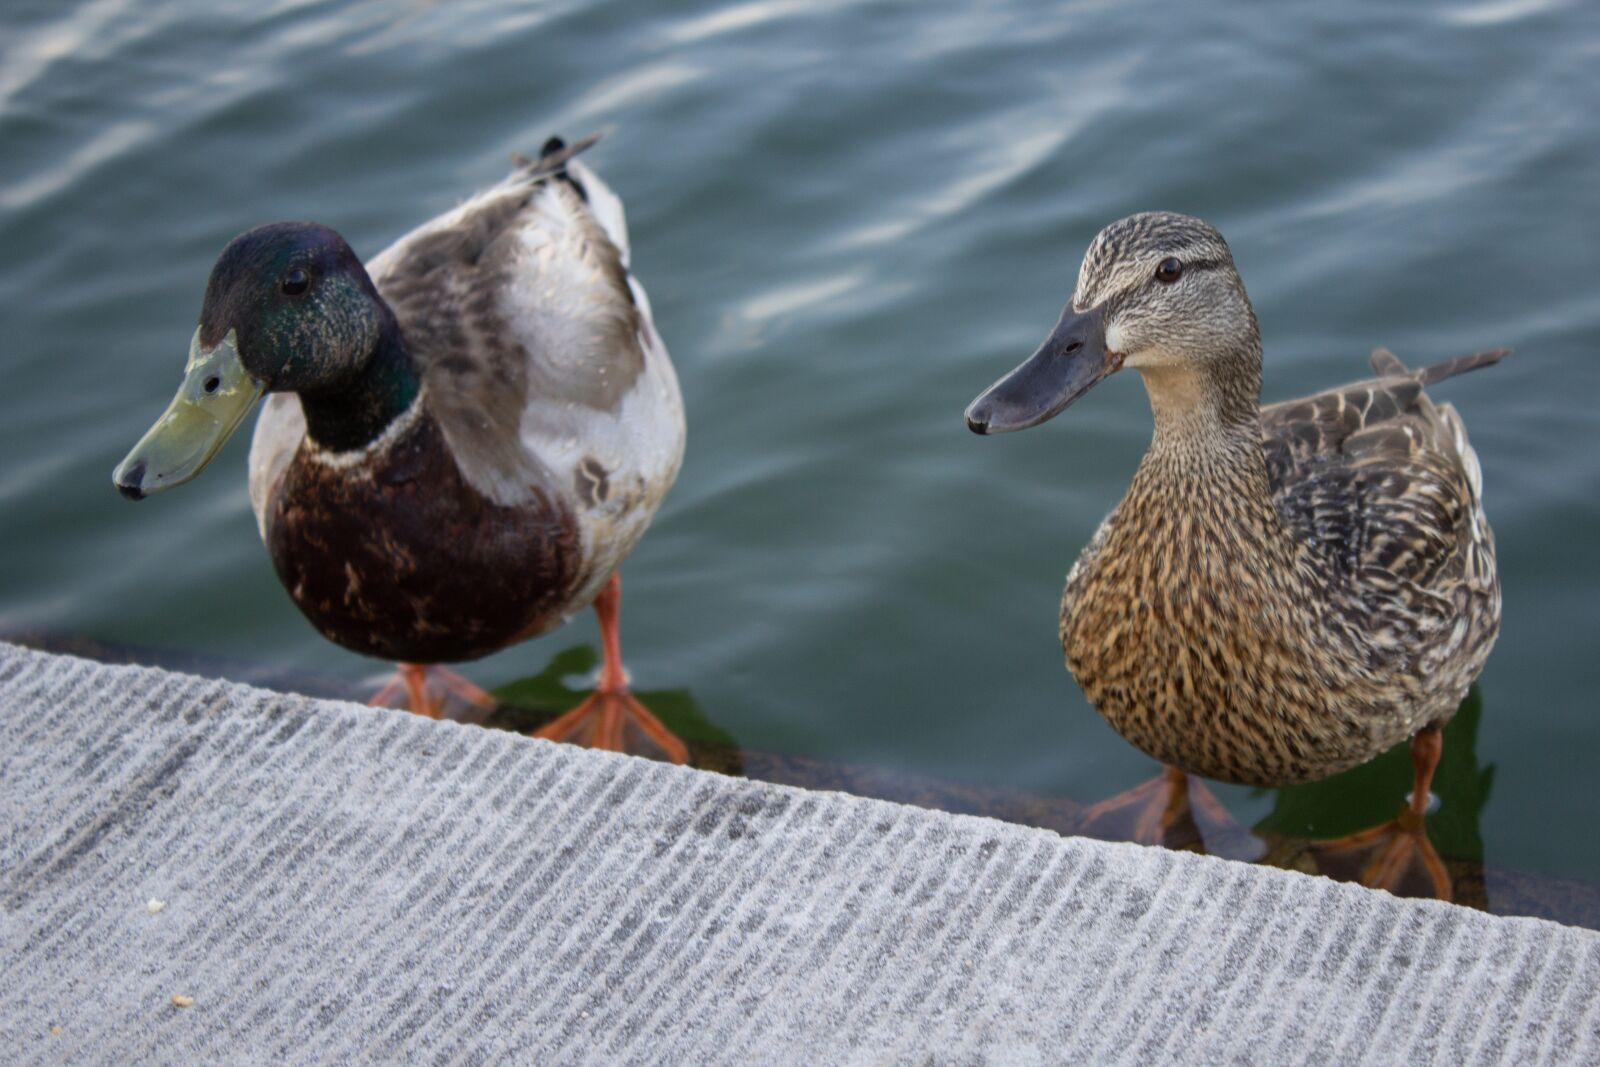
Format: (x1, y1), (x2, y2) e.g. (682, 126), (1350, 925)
(2, 0), (1597, 887)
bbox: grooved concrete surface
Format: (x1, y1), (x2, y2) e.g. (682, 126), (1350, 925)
(1, 643), (1597, 1065)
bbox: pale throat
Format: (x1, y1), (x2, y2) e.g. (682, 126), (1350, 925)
(1135, 360), (1260, 454)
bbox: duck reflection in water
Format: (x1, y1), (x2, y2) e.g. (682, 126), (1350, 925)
(1254, 686), (1492, 908)
(485, 645), (739, 775)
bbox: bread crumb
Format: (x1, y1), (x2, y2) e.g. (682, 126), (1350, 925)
(170, 994), (194, 1008)
(147, 899), (166, 915)
(50, 1025), (63, 1036)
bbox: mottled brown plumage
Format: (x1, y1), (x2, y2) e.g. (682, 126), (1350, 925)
(972, 212), (1504, 790)
(1064, 343), (1501, 786)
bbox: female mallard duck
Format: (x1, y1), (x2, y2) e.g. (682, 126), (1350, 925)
(966, 211), (1504, 898)
(113, 136), (688, 763)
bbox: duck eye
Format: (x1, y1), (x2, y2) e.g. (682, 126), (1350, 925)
(1155, 257), (1183, 284)
(281, 268), (311, 296)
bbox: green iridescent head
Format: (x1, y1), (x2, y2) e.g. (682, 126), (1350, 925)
(114, 222), (396, 499)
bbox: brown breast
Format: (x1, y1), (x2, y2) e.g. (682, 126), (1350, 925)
(1060, 463), (1402, 787)
(264, 413), (584, 664)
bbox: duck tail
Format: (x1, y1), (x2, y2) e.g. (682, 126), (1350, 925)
(1368, 346), (1512, 385)
(1368, 347), (1409, 377)
(1417, 347), (1513, 385)
(510, 133), (602, 180)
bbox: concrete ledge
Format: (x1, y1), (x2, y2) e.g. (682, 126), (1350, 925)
(1, 642), (1596, 1065)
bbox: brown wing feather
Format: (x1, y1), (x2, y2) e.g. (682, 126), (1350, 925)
(1261, 349), (1502, 658)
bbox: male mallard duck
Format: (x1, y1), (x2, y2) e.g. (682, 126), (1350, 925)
(113, 136), (688, 763)
(966, 211), (1504, 898)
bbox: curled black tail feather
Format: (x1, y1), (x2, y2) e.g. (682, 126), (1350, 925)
(509, 132), (601, 180)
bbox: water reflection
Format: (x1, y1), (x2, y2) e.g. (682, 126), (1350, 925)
(1049, 691), (1493, 902)
(486, 645), (742, 776)
(1251, 687), (1492, 906)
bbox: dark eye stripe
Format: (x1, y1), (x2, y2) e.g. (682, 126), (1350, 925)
(1181, 256), (1225, 272)
(1148, 255), (1226, 282)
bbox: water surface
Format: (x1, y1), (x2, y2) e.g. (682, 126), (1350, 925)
(2, 0), (1597, 889)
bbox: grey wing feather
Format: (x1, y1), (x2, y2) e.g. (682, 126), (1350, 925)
(364, 138), (648, 507)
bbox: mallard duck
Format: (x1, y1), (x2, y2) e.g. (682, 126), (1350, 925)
(966, 211), (1504, 897)
(113, 136), (688, 763)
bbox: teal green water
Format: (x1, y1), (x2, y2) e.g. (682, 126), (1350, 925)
(2, 2), (1597, 887)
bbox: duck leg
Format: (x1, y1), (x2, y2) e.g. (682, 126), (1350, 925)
(533, 573), (688, 765)
(1077, 766), (1235, 851)
(1310, 725), (1450, 899)
(368, 663), (498, 720)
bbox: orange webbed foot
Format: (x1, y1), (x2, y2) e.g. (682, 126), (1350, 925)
(1310, 811), (1451, 899)
(528, 571), (688, 765)
(1310, 725), (1452, 900)
(369, 663), (498, 721)
(534, 687), (688, 764)
(1078, 767), (1260, 859)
